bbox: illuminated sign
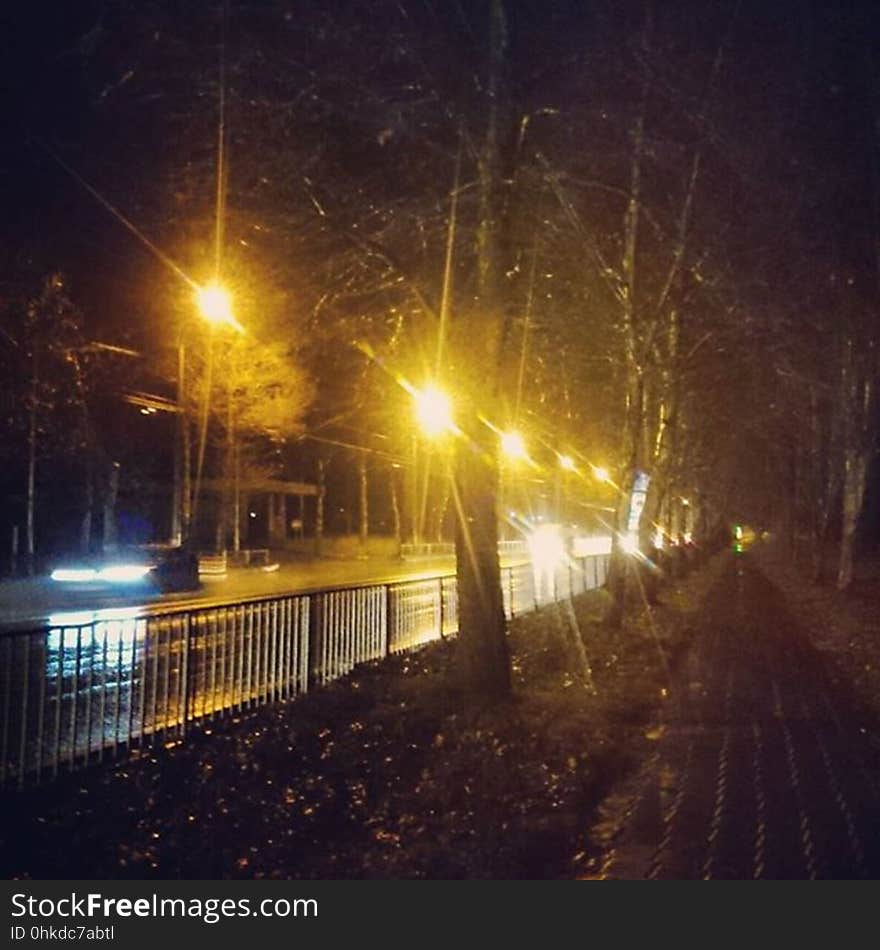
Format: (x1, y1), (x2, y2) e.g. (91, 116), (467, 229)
(626, 470), (650, 533)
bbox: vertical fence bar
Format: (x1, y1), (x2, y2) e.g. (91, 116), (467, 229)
(337, 593), (344, 676)
(325, 594), (334, 684)
(384, 585), (393, 657)
(252, 607), (262, 706)
(161, 622), (172, 739)
(290, 598), (298, 696)
(0, 636), (10, 786)
(137, 620), (149, 747)
(17, 636), (30, 788)
(351, 591), (359, 667)
(113, 622), (124, 756)
(235, 606), (245, 711)
(244, 604), (254, 709)
(97, 621), (109, 761)
(437, 578), (445, 638)
(180, 614), (192, 735)
(221, 607), (230, 715)
(69, 629), (80, 772)
(127, 620), (139, 747)
(352, 593), (360, 669)
(148, 620), (159, 745)
(331, 593), (339, 680)
(33, 638), (45, 782)
(339, 591), (347, 676)
(52, 632), (63, 780)
(281, 600), (290, 700)
(300, 597), (311, 695)
(307, 593), (319, 689)
(262, 602), (271, 700)
(270, 600), (279, 702)
(209, 612), (219, 720)
(281, 599), (290, 701)
(84, 624), (94, 760)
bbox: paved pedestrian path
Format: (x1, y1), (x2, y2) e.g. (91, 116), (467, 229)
(589, 555), (880, 879)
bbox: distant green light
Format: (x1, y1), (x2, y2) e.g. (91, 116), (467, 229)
(734, 542), (743, 554)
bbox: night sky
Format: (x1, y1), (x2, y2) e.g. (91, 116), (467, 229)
(0, 2), (870, 317)
(1, 0), (878, 554)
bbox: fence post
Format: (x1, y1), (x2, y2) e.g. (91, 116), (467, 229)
(307, 593), (322, 689)
(385, 584), (395, 656)
(180, 613), (192, 737)
(17, 635), (29, 789)
(438, 577), (445, 639)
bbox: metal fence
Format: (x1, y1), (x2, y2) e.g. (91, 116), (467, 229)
(0, 554), (608, 788)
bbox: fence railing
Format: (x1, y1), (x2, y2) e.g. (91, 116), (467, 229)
(0, 554), (609, 789)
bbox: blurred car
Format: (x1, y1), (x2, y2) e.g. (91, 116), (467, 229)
(50, 544), (200, 595)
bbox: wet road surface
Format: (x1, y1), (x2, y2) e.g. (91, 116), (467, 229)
(0, 556), (463, 629)
(591, 554), (880, 879)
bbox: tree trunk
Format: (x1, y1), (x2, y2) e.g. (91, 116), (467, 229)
(26, 355), (37, 577)
(103, 461), (120, 552)
(80, 466), (94, 554)
(606, 370), (646, 628)
(181, 349), (192, 545)
(217, 382), (235, 554)
(434, 471), (451, 542)
(409, 434), (419, 545)
(449, 0), (512, 701)
(315, 458), (325, 558)
(232, 441), (241, 553)
(359, 449), (368, 549)
(838, 449), (868, 590)
(453, 426), (510, 700)
(390, 466), (402, 554)
(172, 343), (185, 546)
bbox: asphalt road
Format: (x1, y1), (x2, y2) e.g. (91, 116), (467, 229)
(0, 555), (464, 629)
(589, 554), (880, 879)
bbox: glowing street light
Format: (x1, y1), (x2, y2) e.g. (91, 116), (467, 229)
(620, 531), (640, 555)
(591, 464), (611, 483)
(196, 283), (242, 332)
(559, 454), (576, 471)
(501, 430), (527, 461)
(413, 384), (454, 438)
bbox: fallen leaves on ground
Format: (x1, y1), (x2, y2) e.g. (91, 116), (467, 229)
(1, 557), (725, 880)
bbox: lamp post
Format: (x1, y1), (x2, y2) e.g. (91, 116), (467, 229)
(185, 282), (241, 547)
(172, 342), (190, 546)
(411, 384), (455, 545)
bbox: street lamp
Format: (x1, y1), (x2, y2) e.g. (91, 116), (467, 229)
(501, 430), (527, 461)
(558, 454), (576, 472)
(591, 464), (610, 484)
(413, 384), (454, 438)
(196, 282), (242, 332)
(409, 384), (455, 546)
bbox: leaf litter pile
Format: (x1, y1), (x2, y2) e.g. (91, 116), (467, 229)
(2, 556), (726, 879)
